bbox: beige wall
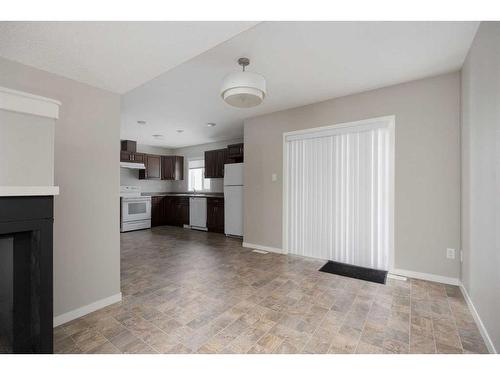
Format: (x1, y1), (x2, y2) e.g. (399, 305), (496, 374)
(461, 22), (500, 352)
(0, 57), (121, 317)
(244, 72), (461, 279)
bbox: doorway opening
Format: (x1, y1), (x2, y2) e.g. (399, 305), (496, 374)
(283, 116), (395, 271)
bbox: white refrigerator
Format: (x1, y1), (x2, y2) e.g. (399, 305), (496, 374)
(224, 163), (243, 237)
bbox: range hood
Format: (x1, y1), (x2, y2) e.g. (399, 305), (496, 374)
(120, 162), (146, 170)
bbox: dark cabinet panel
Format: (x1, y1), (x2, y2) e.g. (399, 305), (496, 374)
(205, 149), (226, 178)
(120, 151), (132, 162)
(140, 155), (161, 180)
(121, 150), (146, 164)
(151, 196), (163, 227)
(227, 143), (244, 161)
(162, 156), (175, 180)
(204, 150), (215, 178)
(147, 155), (161, 179)
(121, 140), (137, 153)
(161, 156), (184, 180)
(162, 197), (174, 225)
(132, 153), (146, 163)
(175, 156), (184, 181)
(171, 197), (189, 226)
(207, 197), (224, 233)
(159, 196), (189, 227)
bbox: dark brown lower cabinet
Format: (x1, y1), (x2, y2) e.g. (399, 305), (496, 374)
(152, 195), (223, 231)
(151, 196), (189, 227)
(207, 197), (224, 233)
(170, 196), (189, 226)
(151, 196), (163, 227)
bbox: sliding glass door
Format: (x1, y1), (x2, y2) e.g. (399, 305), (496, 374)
(283, 116), (394, 271)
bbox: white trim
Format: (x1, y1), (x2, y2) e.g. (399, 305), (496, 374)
(0, 186), (59, 197)
(53, 292), (122, 327)
(391, 268), (460, 286)
(387, 273), (407, 281)
(242, 242), (285, 255)
(0, 86), (61, 119)
(282, 115), (395, 269)
(283, 115), (396, 141)
(459, 283), (496, 354)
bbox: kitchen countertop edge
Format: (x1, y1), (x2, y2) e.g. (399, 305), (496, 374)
(141, 192), (224, 198)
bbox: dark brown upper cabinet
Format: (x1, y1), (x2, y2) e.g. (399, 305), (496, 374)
(121, 140), (137, 153)
(121, 151), (146, 163)
(120, 139), (184, 180)
(120, 150), (133, 162)
(205, 148), (227, 178)
(132, 153), (146, 163)
(161, 156), (184, 180)
(120, 140), (146, 163)
(227, 143), (244, 161)
(139, 154), (161, 180)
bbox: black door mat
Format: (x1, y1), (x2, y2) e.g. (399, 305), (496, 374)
(319, 260), (388, 284)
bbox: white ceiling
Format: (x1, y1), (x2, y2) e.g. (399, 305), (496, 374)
(0, 21), (479, 149)
(0, 21), (258, 93)
(121, 21), (478, 148)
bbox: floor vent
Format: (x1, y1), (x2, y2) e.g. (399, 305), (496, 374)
(252, 249), (268, 254)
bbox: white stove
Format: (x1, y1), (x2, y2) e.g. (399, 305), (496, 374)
(120, 186), (151, 232)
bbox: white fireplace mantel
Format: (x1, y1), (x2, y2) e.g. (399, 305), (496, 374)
(0, 186), (60, 197)
(0, 86), (61, 196)
(0, 86), (61, 119)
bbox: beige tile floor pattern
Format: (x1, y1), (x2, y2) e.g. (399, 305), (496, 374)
(54, 226), (489, 354)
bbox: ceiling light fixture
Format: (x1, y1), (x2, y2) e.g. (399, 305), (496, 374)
(176, 129), (184, 133)
(152, 134), (164, 139)
(207, 123), (216, 127)
(137, 120), (146, 125)
(221, 57), (266, 108)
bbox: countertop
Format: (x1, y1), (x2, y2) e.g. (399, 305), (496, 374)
(141, 192), (224, 198)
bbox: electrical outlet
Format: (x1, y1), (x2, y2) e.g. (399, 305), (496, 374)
(271, 173), (277, 182)
(446, 248), (455, 260)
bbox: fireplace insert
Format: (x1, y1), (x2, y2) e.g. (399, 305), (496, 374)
(0, 196), (53, 354)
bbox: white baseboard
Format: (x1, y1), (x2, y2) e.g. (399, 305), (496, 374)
(459, 283), (496, 354)
(53, 292), (122, 327)
(387, 273), (407, 281)
(242, 242), (286, 255)
(391, 268), (460, 286)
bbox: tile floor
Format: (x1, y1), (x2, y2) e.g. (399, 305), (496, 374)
(54, 226), (488, 354)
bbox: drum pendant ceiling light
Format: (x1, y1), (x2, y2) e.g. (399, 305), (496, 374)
(220, 57), (266, 108)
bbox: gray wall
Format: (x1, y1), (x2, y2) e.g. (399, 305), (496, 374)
(0, 110), (55, 186)
(461, 22), (500, 352)
(0, 57), (121, 317)
(244, 72), (461, 279)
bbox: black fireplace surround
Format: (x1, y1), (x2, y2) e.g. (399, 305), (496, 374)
(0, 196), (53, 354)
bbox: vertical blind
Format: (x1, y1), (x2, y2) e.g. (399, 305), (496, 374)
(285, 121), (392, 270)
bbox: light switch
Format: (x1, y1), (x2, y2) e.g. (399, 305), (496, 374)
(271, 173), (277, 182)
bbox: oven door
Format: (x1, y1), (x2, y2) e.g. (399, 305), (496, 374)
(121, 197), (151, 222)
